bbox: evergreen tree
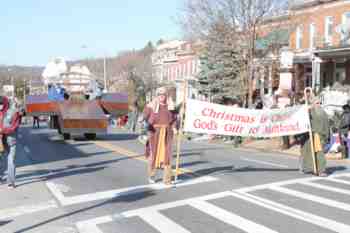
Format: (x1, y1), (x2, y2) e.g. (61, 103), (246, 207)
(197, 17), (245, 102)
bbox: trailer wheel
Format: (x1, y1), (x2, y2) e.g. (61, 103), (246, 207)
(63, 133), (71, 140)
(84, 133), (96, 140)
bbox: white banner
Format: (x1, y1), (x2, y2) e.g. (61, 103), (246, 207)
(184, 99), (310, 138)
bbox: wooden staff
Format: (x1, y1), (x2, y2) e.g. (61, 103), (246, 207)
(175, 80), (188, 182)
(304, 87), (318, 175)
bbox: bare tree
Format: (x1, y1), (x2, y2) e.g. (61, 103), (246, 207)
(179, 0), (289, 106)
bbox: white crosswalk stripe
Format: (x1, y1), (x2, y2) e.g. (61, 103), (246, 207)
(0, 200), (58, 221)
(189, 199), (278, 233)
(269, 185), (350, 211)
(46, 176), (218, 206)
(76, 172), (350, 233)
(231, 191), (350, 233)
(76, 216), (113, 233)
(327, 177), (350, 185)
(300, 180), (350, 195)
(138, 210), (191, 233)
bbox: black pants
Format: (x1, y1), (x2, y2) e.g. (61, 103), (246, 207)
(33, 118), (39, 128)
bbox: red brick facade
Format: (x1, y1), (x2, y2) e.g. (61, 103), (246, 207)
(290, 0), (350, 50)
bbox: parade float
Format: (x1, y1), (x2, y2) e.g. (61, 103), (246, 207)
(25, 58), (128, 140)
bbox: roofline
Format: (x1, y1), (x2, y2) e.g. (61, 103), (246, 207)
(314, 46), (350, 57)
(260, 13), (290, 25)
(290, 0), (337, 11)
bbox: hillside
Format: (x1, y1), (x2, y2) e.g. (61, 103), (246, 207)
(0, 65), (43, 85)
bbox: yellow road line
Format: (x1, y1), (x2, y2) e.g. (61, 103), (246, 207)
(92, 141), (195, 176)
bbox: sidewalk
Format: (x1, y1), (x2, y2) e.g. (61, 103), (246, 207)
(114, 126), (346, 161)
(241, 138), (300, 156)
(241, 138), (345, 161)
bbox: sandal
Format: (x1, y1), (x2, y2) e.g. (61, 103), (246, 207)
(318, 172), (328, 177)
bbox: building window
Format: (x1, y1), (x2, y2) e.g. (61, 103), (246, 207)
(194, 59), (198, 74)
(309, 23), (315, 49)
(325, 16), (333, 45)
(179, 64), (182, 78)
(192, 59), (196, 75)
(296, 26), (303, 49)
(187, 61), (191, 76)
(183, 63), (186, 78)
(341, 12), (350, 43)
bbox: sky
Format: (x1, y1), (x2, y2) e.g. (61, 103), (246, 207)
(0, 0), (182, 66)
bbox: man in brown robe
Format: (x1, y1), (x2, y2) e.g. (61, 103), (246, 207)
(143, 87), (177, 185)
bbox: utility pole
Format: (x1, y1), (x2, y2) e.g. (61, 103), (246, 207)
(103, 55), (107, 92)
(11, 75), (14, 98)
(23, 79), (26, 104)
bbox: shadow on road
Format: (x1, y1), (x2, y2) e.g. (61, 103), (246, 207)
(179, 147), (227, 154)
(179, 165), (305, 178)
(94, 133), (139, 141)
(15, 126), (145, 186)
(15, 153), (145, 187)
(13, 190), (156, 233)
(233, 166), (299, 173)
(178, 160), (208, 168)
(0, 220), (12, 226)
(326, 166), (347, 174)
(19, 125), (139, 165)
(15, 166), (106, 188)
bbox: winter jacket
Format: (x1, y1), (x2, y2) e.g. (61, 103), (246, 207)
(0, 96), (20, 135)
(339, 109), (350, 135)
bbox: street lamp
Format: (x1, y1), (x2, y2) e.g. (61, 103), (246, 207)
(103, 55), (107, 93)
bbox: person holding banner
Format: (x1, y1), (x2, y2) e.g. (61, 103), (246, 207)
(299, 97), (329, 176)
(143, 87), (177, 185)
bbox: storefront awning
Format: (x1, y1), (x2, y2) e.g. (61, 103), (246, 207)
(315, 47), (350, 59)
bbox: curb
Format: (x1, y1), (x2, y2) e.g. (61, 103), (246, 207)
(240, 145), (350, 163)
(239, 146), (300, 158)
(137, 135), (350, 164)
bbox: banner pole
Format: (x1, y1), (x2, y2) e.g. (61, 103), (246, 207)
(175, 80), (188, 183)
(304, 87), (318, 176)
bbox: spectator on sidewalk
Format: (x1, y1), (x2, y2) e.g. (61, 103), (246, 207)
(127, 101), (139, 133)
(255, 100), (263, 110)
(0, 96), (20, 188)
(339, 103), (350, 158)
(33, 116), (40, 128)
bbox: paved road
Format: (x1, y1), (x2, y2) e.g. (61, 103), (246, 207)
(1, 123), (350, 233)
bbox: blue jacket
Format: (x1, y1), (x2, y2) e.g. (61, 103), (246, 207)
(48, 86), (64, 101)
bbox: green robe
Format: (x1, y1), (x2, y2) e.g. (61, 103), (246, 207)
(300, 107), (329, 173)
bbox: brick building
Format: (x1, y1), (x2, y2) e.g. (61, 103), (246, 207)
(289, 0), (350, 95)
(255, 13), (291, 98)
(151, 40), (202, 104)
